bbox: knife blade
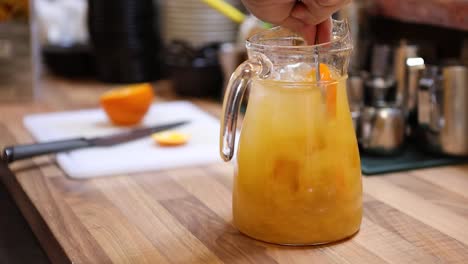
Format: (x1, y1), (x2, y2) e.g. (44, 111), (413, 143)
(2, 120), (189, 163)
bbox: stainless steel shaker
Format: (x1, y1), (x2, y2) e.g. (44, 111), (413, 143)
(396, 47), (425, 138)
(335, 0), (375, 75)
(418, 65), (442, 132)
(441, 66), (468, 155)
(365, 44), (397, 107)
(418, 65), (468, 156)
(405, 57), (426, 117)
(365, 76), (396, 107)
(370, 44), (393, 78)
(359, 106), (406, 155)
(394, 41), (419, 113)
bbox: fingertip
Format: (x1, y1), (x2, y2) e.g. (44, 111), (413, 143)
(316, 17), (332, 44)
(300, 24), (318, 45)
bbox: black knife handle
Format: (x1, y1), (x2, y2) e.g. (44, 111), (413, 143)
(2, 138), (91, 163)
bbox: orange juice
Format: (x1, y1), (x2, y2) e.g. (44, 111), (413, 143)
(233, 73), (362, 245)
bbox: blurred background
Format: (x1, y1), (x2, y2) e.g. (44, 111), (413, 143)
(1, 0), (467, 99)
(0, 0), (467, 99)
(0, 0), (468, 157)
(0, 2), (467, 262)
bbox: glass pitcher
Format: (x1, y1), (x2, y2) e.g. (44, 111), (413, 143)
(220, 20), (362, 245)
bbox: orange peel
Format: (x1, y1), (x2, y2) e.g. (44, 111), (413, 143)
(100, 83), (154, 126)
(308, 63), (337, 118)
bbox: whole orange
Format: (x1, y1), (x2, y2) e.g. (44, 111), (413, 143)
(100, 83), (154, 126)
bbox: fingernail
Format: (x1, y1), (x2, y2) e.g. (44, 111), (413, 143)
(291, 3), (308, 20)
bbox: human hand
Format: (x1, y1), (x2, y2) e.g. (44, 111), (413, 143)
(241, 0), (350, 44)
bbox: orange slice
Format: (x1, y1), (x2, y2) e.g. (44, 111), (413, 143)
(152, 131), (189, 147)
(308, 63), (337, 118)
(307, 63), (333, 81)
(100, 83), (154, 126)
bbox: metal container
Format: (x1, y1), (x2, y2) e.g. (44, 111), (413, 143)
(441, 66), (468, 155)
(370, 44), (393, 78)
(417, 65), (468, 156)
(394, 41), (419, 110)
(347, 75), (364, 108)
(335, 0), (375, 75)
(405, 57), (426, 116)
(365, 76), (396, 107)
(417, 65), (442, 132)
(359, 106), (406, 155)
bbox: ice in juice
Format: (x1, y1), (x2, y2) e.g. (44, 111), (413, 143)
(233, 66), (362, 245)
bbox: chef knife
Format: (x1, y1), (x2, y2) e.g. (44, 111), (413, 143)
(1, 121), (189, 163)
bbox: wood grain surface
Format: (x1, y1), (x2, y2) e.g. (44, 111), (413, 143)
(1, 76), (468, 263)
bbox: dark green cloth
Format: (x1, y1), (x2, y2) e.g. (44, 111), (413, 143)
(361, 143), (468, 175)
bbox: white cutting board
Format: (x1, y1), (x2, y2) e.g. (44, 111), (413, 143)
(23, 101), (222, 179)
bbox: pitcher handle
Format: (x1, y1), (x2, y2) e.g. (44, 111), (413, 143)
(220, 57), (269, 161)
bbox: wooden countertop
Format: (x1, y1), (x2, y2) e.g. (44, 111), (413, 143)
(1, 75), (468, 263)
